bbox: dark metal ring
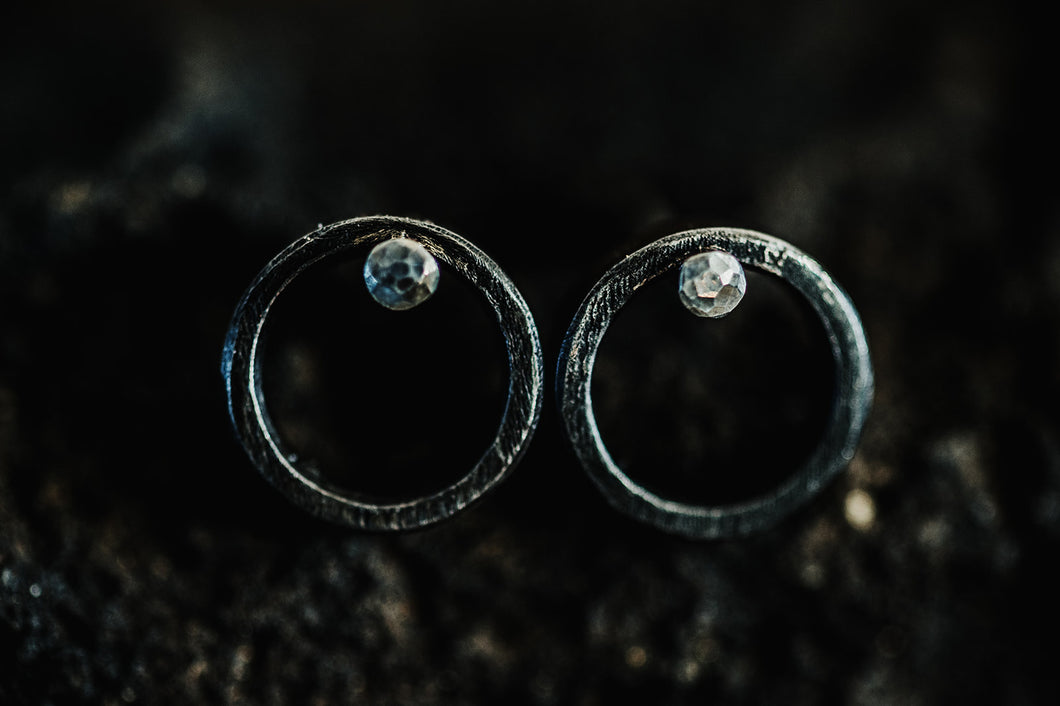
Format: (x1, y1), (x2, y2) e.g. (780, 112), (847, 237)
(222, 216), (544, 530)
(557, 227), (874, 539)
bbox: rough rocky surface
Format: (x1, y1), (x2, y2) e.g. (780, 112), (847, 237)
(2, 0), (1056, 703)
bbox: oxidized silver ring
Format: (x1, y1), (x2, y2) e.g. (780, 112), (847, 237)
(557, 227), (873, 539)
(222, 216), (544, 530)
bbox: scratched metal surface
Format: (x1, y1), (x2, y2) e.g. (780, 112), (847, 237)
(558, 228), (873, 538)
(223, 216), (544, 530)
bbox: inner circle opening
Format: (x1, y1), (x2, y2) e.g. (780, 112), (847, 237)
(590, 266), (835, 507)
(258, 248), (508, 504)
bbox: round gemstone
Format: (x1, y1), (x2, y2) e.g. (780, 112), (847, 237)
(364, 238), (440, 310)
(678, 251), (746, 318)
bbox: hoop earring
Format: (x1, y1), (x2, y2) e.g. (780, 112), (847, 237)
(222, 216), (544, 530)
(557, 227), (873, 539)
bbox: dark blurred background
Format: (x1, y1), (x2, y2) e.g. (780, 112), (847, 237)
(2, 0), (1057, 703)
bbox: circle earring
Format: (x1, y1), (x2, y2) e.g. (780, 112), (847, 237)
(557, 227), (873, 539)
(222, 216), (544, 530)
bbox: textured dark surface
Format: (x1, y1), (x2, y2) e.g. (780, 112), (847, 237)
(223, 216), (544, 530)
(2, 0), (1057, 703)
(558, 228), (872, 538)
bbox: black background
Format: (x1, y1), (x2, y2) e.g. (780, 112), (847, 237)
(2, 0), (1058, 703)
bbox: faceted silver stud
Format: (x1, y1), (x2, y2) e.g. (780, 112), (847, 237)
(364, 237), (440, 310)
(678, 250), (747, 318)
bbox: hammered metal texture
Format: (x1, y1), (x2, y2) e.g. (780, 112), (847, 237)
(557, 227), (874, 539)
(223, 216), (544, 530)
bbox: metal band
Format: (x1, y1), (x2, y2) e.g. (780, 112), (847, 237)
(557, 228), (874, 538)
(222, 216), (544, 530)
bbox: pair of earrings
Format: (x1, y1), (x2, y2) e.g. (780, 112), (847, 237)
(222, 216), (873, 539)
